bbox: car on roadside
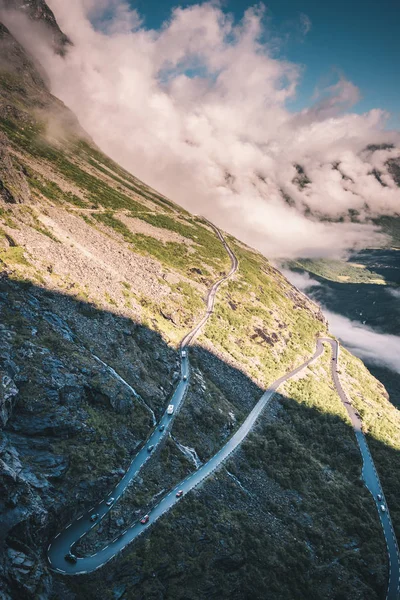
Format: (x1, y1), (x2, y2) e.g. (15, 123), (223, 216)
(159, 424), (165, 432)
(90, 513), (99, 522)
(176, 490), (183, 498)
(147, 445), (154, 453)
(140, 515), (149, 524)
(64, 552), (77, 564)
(380, 504), (386, 513)
(377, 494), (382, 501)
(106, 497), (115, 506)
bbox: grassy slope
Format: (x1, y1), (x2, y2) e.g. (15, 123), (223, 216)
(68, 345), (389, 600)
(1, 23), (400, 600)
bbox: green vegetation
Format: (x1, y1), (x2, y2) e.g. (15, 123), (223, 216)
(0, 118), (147, 212)
(28, 169), (87, 208)
(375, 215), (400, 247)
(16, 204), (60, 242)
(76, 139), (179, 212)
(93, 211), (134, 240)
(104, 291), (117, 306)
(0, 245), (29, 266)
(92, 211), (229, 276)
(136, 213), (229, 267)
(203, 241), (325, 386)
(340, 349), (400, 541)
(0, 70), (27, 95)
(57, 401), (149, 480)
(84, 155), (175, 213)
(285, 250), (400, 420)
(134, 234), (193, 272)
(287, 250), (400, 338)
(170, 280), (204, 314)
(0, 116), (180, 215)
(0, 206), (17, 228)
(0, 46), (398, 600)
(287, 258), (386, 284)
(70, 348), (387, 600)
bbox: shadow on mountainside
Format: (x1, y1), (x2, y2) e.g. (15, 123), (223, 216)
(0, 275), (399, 600)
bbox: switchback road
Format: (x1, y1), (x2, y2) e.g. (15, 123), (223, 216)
(48, 229), (399, 599)
(48, 220), (238, 574)
(322, 338), (400, 600)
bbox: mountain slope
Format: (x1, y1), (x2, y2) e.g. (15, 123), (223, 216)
(0, 0), (71, 53)
(283, 144), (400, 414)
(0, 9), (400, 600)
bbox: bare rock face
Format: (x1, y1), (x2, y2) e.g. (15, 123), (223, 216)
(0, 278), (165, 599)
(0, 326), (20, 427)
(0, 133), (31, 204)
(0, 0), (71, 54)
(388, 157), (400, 186)
(0, 370), (18, 427)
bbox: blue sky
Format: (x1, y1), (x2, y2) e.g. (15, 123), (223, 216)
(130, 0), (400, 129)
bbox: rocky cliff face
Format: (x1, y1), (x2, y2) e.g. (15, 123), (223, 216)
(0, 0), (71, 53)
(0, 4), (399, 600)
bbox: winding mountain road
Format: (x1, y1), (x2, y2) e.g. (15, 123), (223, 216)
(47, 220), (238, 574)
(323, 338), (400, 600)
(48, 226), (400, 599)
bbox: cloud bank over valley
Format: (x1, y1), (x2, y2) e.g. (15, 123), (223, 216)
(1, 0), (400, 258)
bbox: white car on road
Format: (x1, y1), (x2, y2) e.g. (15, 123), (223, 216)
(167, 404), (174, 415)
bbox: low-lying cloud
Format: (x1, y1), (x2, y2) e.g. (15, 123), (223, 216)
(387, 287), (400, 299)
(279, 268), (321, 291)
(325, 310), (400, 375)
(2, 0), (400, 257)
(281, 269), (400, 375)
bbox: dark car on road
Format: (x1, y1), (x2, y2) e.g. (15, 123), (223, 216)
(90, 513), (99, 522)
(147, 445), (154, 453)
(64, 553), (77, 564)
(159, 425), (165, 432)
(140, 515), (149, 524)
(176, 490), (183, 498)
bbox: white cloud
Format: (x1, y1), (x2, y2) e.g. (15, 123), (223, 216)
(279, 268), (320, 291)
(386, 287), (400, 299)
(325, 311), (400, 374)
(299, 13), (311, 36)
(276, 269), (400, 376)
(2, 1), (400, 258)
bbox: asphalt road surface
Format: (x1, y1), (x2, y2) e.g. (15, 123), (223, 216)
(48, 334), (324, 575)
(322, 338), (400, 600)
(47, 229), (399, 598)
(48, 221), (238, 574)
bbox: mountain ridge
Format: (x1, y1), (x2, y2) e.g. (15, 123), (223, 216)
(0, 0), (71, 53)
(0, 5), (399, 600)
